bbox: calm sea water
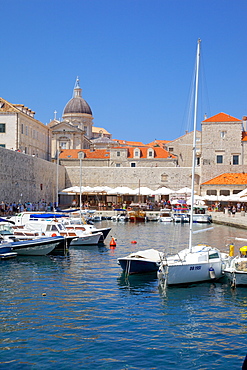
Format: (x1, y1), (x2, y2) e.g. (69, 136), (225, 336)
(0, 221), (247, 369)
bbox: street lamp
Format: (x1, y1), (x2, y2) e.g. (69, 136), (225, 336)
(78, 151), (84, 214)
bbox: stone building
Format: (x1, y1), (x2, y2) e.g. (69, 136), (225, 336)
(164, 130), (201, 168)
(201, 173), (247, 198)
(0, 97), (50, 160)
(200, 113), (244, 183)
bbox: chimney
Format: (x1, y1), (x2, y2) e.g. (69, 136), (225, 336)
(242, 116), (247, 131)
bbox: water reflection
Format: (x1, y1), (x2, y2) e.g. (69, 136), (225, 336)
(117, 271), (158, 294)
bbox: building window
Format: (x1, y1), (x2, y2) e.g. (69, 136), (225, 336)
(25, 126), (28, 135)
(148, 149), (154, 157)
(0, 144), (5, 148)
(216, 155), (223, 164)
(220, 131), (226, 138)
(130, 162), (136, 167)
(21, 124), (24, 134)
(168, 147), (173, 152)
(161, 173), (168, 182)
(233, 155), (239, 165)
(196, 157), (200, 166)
(220, 190), (230, 196)
(60, 142), (67, 149)
(206, 190), (217, 196)
(134, 148), (140, 158)
(117, 151), (120, 157)
(0, 123), (6, 133)
(116, 163), (120, 167)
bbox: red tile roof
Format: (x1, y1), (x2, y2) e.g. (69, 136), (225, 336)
(60, 149), (110, 159)
(127, 146), (176, 159)
(202, 112), (241, 123)
(202, 173), (247, 185)
(147, 140), (171, 147)
(112, 139), (146, 147)
(59, 146), (176, 160)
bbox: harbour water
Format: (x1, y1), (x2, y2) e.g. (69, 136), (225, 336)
(0, 221), (247, 369)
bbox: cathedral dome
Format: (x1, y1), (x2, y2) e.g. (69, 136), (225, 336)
(63, 97), (92, 115)
(63, 77), (92, 116)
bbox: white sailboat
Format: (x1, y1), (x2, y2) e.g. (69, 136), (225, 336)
(158, 39), (227, 286)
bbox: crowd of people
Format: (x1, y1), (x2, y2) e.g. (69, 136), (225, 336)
(0, 200), (55, 216)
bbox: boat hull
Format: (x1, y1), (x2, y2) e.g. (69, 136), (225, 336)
(0, 244), (17, 259)
(91, 227), (111, 242)
(224, 270), (247, 286)
(70, 232), (102, 246)
(118, 258), (159, 274)
(161, 261), (222, 285)
(11, 236), (64, 256)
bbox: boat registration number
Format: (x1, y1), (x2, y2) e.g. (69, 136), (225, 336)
(190, 266), (201, 270)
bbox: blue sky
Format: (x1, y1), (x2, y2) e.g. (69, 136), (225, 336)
(1, 0), (247, 143)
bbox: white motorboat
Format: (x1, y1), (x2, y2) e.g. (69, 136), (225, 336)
(172, 207), (190, 223)
(159, 209), (173, 222)
(23, 220), (103, 246)
(192, 206), (212, 224)
(224, 244), (247, 286)
(62, 218), (111, 243)
(0, 220), (73, 255)
(158, 40), (227, 286)
(118, 248), (165, 275)
(10, 236), (64, 256)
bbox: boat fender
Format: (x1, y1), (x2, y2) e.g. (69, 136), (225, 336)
(110, 237), (116, 247)
(51, 233), (57, 237)
(131, 241), (137, 244)
(209, 267), (216, 279)
(229, 244), (234, 257)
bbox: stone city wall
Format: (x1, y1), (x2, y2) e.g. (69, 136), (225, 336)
(65, 166), (196, 192)
(0, 147), (65, 203)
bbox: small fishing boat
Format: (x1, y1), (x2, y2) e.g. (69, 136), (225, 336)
(118, 248), (165, 274)
(224, 244), (247, 286)
(129, 208), (146, 222)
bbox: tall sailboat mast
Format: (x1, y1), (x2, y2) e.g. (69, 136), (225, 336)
(189, 38), (201, 253)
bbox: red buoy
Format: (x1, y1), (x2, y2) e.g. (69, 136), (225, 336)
(131, 240), (137, 244)
(109, 237), (116, 247)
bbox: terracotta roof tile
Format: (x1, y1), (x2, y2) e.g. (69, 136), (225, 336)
(127, 146), (176, 159)
(202, 173), (247, 185)
(147, 140), (171, 147)
(112, 139), (146, 146)
(59, 149), (110, 159)
(202, 112), (241, 123)
(59, 146), (176, 160)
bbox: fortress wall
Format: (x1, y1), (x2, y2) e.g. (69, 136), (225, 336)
(0, 147), (65, 203)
